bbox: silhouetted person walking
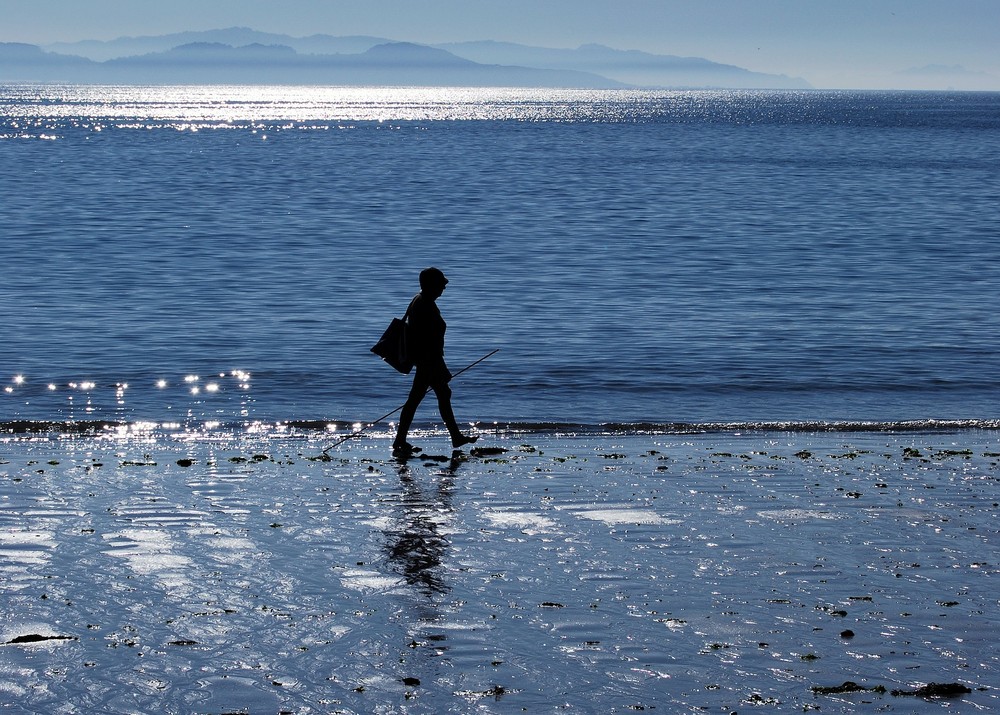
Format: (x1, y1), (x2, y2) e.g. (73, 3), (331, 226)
(393, 267), (478, 457)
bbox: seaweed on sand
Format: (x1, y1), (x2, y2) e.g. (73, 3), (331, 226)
(891, 682), (973, 698)
(811, 681), (886, 695)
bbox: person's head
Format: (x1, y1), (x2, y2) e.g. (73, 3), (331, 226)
(419, 267), (448, 297)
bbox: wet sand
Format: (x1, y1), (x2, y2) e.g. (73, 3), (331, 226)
(1, 429), (997, 713)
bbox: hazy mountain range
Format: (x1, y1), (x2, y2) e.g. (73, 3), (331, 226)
(1, 27), (812, 89)
(893, 63), (998, 90)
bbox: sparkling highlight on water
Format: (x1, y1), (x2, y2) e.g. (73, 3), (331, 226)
(0, 368), (260, 434)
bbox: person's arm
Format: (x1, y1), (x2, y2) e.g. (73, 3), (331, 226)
(405, 295), (434, 364)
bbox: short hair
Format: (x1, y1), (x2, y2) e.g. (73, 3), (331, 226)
(419, 267), (448, 290)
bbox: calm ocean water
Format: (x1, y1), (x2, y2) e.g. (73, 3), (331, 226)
(2, 86), (1000, 433)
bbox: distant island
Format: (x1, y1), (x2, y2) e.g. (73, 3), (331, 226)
(0, 27), (812, 89)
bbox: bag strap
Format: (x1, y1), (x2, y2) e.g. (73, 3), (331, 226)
(402, 294), (418, 322)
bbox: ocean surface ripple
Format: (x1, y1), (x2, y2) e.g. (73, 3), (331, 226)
(3, 86), (1000, 429)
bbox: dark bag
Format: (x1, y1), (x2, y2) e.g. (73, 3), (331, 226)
(371, 314), (413, 374)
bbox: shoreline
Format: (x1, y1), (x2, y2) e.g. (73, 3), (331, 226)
(3, 416), (1000, 437)
(2, 430), (997, 712)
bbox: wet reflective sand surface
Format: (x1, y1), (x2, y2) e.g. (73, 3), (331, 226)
(1, 430), (997, 712)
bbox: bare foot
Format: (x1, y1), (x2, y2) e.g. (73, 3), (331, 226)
(451, 434), (479, 449)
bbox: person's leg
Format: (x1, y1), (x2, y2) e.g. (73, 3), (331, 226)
(429, 380), (478, 449)
(432, 381), (458, 438)
(394, 374), (429, 451)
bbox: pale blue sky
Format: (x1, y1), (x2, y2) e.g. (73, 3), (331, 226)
(4, 0), (999, 89)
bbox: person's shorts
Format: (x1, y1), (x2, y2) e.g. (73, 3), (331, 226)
(415, 359), (452, 386)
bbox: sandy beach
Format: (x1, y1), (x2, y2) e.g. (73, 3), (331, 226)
(1, 427), (997, 713)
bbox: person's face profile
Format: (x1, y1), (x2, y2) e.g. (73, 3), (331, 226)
(426, 282), (446, 299)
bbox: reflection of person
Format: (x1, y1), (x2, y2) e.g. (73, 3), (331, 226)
(393, 267), (478, 457)
(384, 460), (459, 596)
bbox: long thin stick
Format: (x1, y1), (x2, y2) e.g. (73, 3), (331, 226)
(321, 349), (499, 453)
